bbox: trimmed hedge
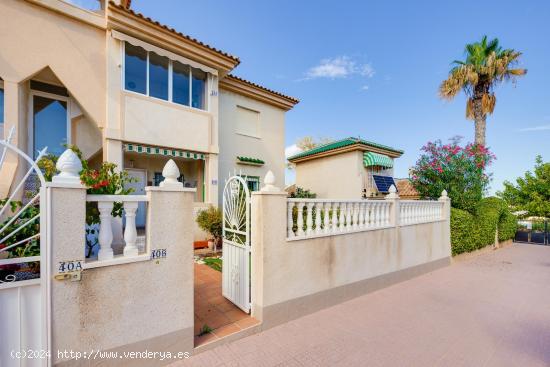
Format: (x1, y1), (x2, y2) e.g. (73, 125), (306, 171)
(451, 197), (517, 256)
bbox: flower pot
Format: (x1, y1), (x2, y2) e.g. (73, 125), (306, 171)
(207, 240), (214, 250)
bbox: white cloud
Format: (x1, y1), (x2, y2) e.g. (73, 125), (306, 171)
(285, 144), (302, 158)
(517, 124), (550, 132)
(304, 56), (375, 80)
(361, 85), (369, 91)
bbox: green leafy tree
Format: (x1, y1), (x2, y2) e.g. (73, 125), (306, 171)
(439, 36), (526, 146)
(497, 156), (550, 218)
(410, 137), (495, 213)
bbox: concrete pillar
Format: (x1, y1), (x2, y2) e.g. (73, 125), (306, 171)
(206, 153), (218, 205)
(48, 157), (196, 365)
(439, 190), (451, 255)
(250, 172), (287, 326)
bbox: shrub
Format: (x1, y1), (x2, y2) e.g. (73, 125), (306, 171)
(290, 186), (317, 199)
(410, 137), (495, 213)
(196, 206), (222, 244)
(450, 197), (517, 255)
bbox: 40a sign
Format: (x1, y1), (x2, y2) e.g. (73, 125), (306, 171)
(58, 260), (83, 273)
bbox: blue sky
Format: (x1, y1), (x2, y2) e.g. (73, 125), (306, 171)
(130, 0), (550, 193)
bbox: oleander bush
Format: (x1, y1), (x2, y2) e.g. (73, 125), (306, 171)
(450, 197), (517, 255)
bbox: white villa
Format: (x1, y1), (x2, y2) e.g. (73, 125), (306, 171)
(0, 0), (298, 212)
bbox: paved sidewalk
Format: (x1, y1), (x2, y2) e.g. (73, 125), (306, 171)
(175, 244), (550, 367)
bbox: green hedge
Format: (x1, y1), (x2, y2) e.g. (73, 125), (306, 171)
(450, 197), (517, 256)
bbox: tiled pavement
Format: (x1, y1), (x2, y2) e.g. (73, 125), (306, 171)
(194, 263), (259, 347)
(178, 244), (550, 366)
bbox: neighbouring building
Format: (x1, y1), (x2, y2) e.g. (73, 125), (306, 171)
(0, 0), (298, 214)
(288, 137), (404, 199)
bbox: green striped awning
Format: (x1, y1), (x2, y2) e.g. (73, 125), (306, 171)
(363, 152), (393, 168)
(124, 144), (206, 160)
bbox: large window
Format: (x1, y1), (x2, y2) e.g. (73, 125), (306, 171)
(148, 52), (169, 100)
(172, 61), (190, 106)
(32, 95), (68, 158)
(192, 69), (206, 109)
(124, 43), (147, 94)
(123, 42), (208, 110)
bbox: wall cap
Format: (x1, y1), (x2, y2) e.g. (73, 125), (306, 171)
(145, 186), (196, 193)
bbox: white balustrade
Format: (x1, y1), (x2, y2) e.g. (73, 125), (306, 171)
(287, 199), (394, 240)
(399, 200), (444, 226)
(86, 195), (149, 262)
(287, 195), (447, 240)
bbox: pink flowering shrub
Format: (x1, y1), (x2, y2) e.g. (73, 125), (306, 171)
(410, 137), (496, 212)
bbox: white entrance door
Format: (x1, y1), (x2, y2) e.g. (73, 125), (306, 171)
(222, 176), (251, 313)
(0, 136), (49, 367)
(125, 169), (147, 228)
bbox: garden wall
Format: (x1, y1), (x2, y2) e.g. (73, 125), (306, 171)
(250, 189), (451, 329)
(48, 182), (195, 366)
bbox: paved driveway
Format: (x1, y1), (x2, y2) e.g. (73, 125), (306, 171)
(175, 244), (550, 367)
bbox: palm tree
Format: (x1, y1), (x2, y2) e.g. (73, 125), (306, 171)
(439, 36), (526, 146)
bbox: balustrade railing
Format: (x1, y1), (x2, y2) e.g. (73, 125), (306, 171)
(86, 195), (148, 264)
(399, 200), (444, 225)
(287, 199), (393, 239)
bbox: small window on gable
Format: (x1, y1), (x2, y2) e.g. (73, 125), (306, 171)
(236, 106), (260, 138)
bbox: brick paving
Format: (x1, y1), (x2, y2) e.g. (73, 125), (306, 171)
(194, 263), (259, 347)
(178, 244), (550, 366)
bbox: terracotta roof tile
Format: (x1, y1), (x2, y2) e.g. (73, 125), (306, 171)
(225, 74), (299, 104)
(395, 179), (420, 198)
(108, 1), (240, 65)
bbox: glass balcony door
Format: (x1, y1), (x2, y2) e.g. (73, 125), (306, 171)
(30, 91), (69, 159)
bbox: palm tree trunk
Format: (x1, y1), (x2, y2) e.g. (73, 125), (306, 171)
(473, 85), (487, 146)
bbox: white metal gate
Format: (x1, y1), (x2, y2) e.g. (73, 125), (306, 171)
(222, 176), (251, 313)
(0, 129), (49, 367)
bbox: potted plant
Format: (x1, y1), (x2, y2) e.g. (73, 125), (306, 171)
(196, 206), (222, 252)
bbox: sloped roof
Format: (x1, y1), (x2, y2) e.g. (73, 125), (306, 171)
(395, 179), (420, 198)
(225, 74), (299, 105)
(108, 1), (240, 65)
(288, 137), (403, 162)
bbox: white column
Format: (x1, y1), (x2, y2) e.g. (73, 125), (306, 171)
(97, 201), (114, 261)
(339, 203), (346, 232)
(315, 203), (322, 234)
(306, 202), (314, 235)
(123, 201), (139, 257)
(297, 202), (305, 237)
(287, 202), (295, 238)
(323, 202), (330, 234)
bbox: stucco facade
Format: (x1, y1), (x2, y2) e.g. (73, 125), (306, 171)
(0, 0), (298, 210)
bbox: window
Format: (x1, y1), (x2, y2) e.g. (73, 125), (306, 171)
(236, 106), (260, 138)
(172, 61), (190, 106)
(123, 42), (208, 110)
(32, 95), (68, 158)
(244, 176), (260, 192)
(192, 69), (206, 109)
(124, 43), (147, 94)
(148, 52), (169, 100)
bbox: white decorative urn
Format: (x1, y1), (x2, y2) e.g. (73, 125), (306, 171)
(160, 159), (183, 188)
(53, 149), (82, 184)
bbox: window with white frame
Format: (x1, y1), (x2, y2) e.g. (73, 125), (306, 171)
(123, 42), (208, 110)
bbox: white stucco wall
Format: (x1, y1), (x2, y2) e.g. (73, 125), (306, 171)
(250, 191), (451, 327)
(218, 89), (286, 205)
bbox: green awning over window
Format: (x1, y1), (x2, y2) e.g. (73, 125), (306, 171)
(363, 152), (393, 168)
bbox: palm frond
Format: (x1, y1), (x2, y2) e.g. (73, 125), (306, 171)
(481, 93), (496, 115)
